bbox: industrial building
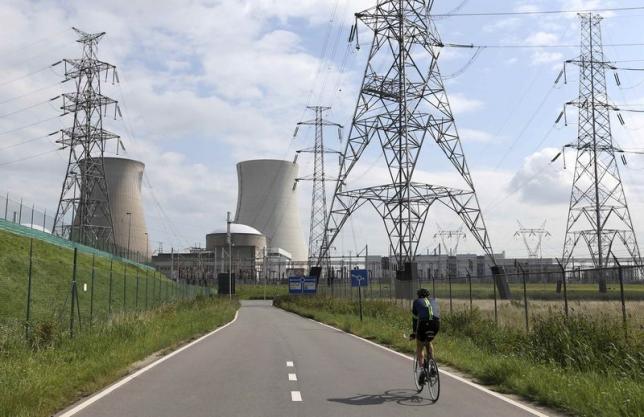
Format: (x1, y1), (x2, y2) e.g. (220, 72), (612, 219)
(235, 159), (307, 261)
(74, 157), (149, 260)
(151, 223), (300, 283)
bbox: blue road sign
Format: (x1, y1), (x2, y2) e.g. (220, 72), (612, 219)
(289, 276), (303, 294)
(289, 276), (318, 294)
(303, 277), (317, 294)
(351, 269), (369, 287)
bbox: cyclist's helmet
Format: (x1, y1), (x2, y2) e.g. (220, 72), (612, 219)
(417, 288), (430, 298)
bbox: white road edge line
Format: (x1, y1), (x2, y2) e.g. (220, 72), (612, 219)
(291, 391), (302, 402)
(288, 373), (298, 381)
(307, 316), (550, 417)
(286, 361), (294, 367)
(57, 310), (240, 417)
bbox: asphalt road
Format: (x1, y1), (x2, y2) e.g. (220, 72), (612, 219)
(60, 300), (553, 417)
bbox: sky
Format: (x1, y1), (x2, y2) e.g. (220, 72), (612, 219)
(1, 0), (644, 260)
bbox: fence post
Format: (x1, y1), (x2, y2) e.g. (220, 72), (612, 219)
(448, 274), (453, 314)
(556, 259), (569, 317)
(4, 192), (8, 220)
(123, 264), (127, 311)
(468, 271), (473, 312)
(136, 270), (140, 309)
(30, 204), (35, 229)
(516, 261), (529, 332)
(109, 259), (113, 316)
(90, 254), (95, 325)
(153, 273), (157, 306)
(492, 273), (498, 325)
(25, 238), (34, 341)
(612, 256), (628, 341)
(70, 248), (79, 337)
(18, 198), (23, 224)
(145, 269), (149, 309)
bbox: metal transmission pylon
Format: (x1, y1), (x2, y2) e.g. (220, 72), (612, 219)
(514, 220), (551, 259)
(52, 28), (122, 250)
(318, 0), (510, 298)
(434, 226), (466, 257)
(293, 106), (343, 266)
(556, 14), (641, 278)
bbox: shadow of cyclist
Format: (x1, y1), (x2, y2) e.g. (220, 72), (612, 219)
(328, 389), (435, 407)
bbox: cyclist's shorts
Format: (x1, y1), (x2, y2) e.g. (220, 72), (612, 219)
(417, 318), (440, 342)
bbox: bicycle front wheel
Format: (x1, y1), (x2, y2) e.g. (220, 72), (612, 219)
(426, 359), (440, 402)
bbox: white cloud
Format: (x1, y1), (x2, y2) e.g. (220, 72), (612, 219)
(459, 128), (496, 143)
(508, 148), (571, 205)
(448, 93), (485, 114)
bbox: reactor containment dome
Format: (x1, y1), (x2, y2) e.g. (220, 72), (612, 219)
(235, 159), (307, 261)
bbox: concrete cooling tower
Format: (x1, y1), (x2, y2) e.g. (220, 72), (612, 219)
(76, 157), (149, 258)
(235, 159), (307, 261)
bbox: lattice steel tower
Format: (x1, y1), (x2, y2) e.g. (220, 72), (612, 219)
(560, 14), (641, 272)
(514, 220), (550, 259)
(319, 0), (510, 297)
(434, 226), (466, 257)
(293, 106), (342, 265)
(53, 28), (121, 249)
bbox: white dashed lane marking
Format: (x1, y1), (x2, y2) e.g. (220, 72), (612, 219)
(291, 391), (302, 402)
(288, 373), (297, 381)
(286, 361), (294, 367)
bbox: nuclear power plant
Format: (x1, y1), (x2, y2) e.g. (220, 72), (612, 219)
(235, 159), (307, 261)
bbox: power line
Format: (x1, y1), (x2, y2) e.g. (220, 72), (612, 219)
(0, 65), (53, 88)
(0, 96), (60, 118)
(0, 132), (57, 151)
(433, 6), (644, 17)
(0, 115), (61, 137)
(0, 82), (60, 106)
(445, 42), (644, 49)
(0, 148), (58, 167)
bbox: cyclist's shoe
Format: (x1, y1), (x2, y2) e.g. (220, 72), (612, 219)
(418, 369), (427, 386)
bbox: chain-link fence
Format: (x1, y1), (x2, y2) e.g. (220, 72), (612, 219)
(0, 192), (150, 263)
(313, 263), (643, 338)
(0, 233), (214, 343)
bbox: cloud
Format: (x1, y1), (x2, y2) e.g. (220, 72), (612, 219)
(458, 128), (496, 143)
(449, 93), (485, 114)
(508, 148), (571, 205)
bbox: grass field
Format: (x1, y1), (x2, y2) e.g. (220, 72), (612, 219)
(0, 229), (207, 337)
(236, 283), (288, 299)
(318, 279), (644, 301)
(275, 295), (644, 417)
(0, 297), (238, 417)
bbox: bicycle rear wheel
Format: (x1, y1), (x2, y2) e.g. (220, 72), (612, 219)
(426, 359), (440, 402)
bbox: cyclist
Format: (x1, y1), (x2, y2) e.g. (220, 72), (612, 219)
(409, 288), (440, 381)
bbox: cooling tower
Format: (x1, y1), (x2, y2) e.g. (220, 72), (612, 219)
(235, 159), (307, 261)
(76, 157), (149, 258)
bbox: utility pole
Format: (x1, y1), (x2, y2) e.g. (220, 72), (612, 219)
(318, 0), (510, 299)
(293, 106), (343, 272)
(514, 220), (551, 258)
(553, 13), (642, 291)
(52, 28), (122, 250)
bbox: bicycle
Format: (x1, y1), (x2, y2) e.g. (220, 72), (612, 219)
(410, 332), (440, 402)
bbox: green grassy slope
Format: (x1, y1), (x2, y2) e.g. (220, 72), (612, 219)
(0, 229), (183, 333)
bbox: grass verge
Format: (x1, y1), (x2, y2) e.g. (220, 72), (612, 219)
(0, 296), (238, 417)
(275, 295), (643, 417)
(236, 284), (288, 300)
